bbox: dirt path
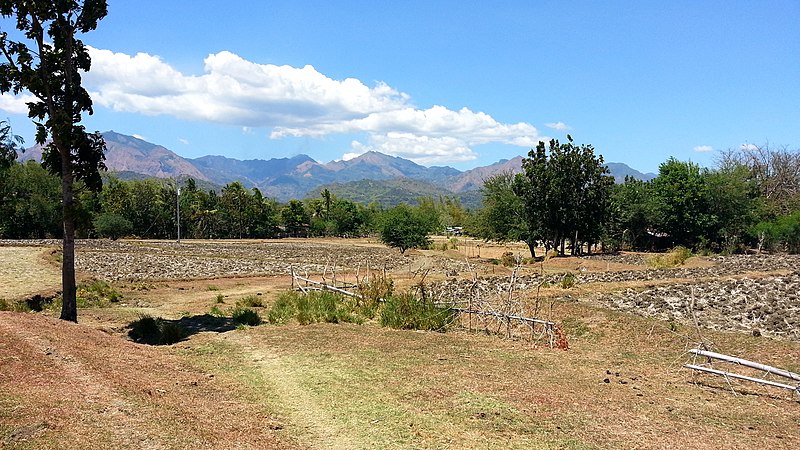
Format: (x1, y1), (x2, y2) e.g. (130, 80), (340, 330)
(0, 246), (61, 299)
(0, 313), (298, 449)
(225, 333), (357, 450)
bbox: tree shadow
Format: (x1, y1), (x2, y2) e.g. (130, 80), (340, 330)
(127, 313), (238, 345)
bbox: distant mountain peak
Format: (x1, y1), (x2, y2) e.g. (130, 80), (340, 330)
(18, 131), (656, 202)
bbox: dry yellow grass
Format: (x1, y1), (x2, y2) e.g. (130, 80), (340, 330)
(0, 246), (61, 300)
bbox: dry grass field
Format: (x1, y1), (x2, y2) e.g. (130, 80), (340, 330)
(1, 238), (799, 449)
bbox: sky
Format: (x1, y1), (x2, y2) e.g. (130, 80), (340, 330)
(0, 0), (798, 173)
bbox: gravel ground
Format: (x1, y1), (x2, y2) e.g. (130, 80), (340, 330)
(429, 254), (800, 340)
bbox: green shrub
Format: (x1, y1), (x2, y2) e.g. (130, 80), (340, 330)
(267, 293), (298, 324)
(559, 272), (576, 289)
(380, 293), (454, 331)
(77, 280), (122, 308)
(232, 307), (262, 326)
(209, 306), (225, 317)
(206, 285), (220, 291)
(237, 295), (263, 308)
(159, 322), (189, 344)
(215, 294), (225, 304)
(129, 314), (160, 344)
(0, 298), (31, 312)
(357, 274), (393, 306)
(128, 314), (189, 345)
(500, 252), (516, 267)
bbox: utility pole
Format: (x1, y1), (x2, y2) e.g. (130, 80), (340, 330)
(176, 180), (181, 244)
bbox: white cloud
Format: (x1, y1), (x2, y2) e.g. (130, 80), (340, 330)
(545, 121), (571, 131)
(693, 145), (714, 153)
(347, 133), (478, 165)
(178, 138), (189, 145)
(132, 133), (147, 140)
(0, 93), (36, 115)
(740, 143), (759, 151)
(82, 47), (541, 165)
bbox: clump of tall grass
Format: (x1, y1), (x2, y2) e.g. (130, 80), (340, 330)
(380, 292), (454, 331)
(559, 272), (576, 289)
(648, 246), (692, 268)
(236, 295), (263, 308)
(128, 314), (189, 345)
(268, 291), (363, 325)
(76, 280), (122, 308)
(231, 307), (262, 326)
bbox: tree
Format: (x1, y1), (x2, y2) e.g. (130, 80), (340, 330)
(514, 137), (613, 256)
(0, 0), (108, 322)
(93, 212), (132, 240)
(651, 158), (713, 248)
(0, 119), (22, 169)
(379, 204), (433, 254)
(472, 171), (535, 255)
(281, 200), (308, 236)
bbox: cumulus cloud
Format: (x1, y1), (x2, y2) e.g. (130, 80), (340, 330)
(693, 145), (714, 153)
(545, 121), (571, 131)
(0, 93), (36, 115)
(82, 47), (541, 165)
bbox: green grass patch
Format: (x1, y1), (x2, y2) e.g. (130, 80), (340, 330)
(214, 294), (225, 304)
(0, 298), (32, 312)
(76, 280), (122, 308)
(232, 307), (262, 326)
(380, 293), (454, 331)
(236, 294), (264, 308)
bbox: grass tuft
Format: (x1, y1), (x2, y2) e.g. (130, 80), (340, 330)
(648, 246), (693, 268)
(236, 295), (264, 308)
(380, 292), (454, 331)
(232, 307), (262, 326)
(128, 314), (189, 345)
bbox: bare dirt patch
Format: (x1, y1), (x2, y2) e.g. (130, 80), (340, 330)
(0, 312), (302, 449)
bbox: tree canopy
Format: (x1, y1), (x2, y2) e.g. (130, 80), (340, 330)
(0, 0), (109, 321)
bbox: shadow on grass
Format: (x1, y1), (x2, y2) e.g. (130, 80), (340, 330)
(127, 314), (238, 346)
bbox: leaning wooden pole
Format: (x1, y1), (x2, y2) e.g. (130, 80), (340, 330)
(689, 349), (800, 382)
(684, 364), (799, 392)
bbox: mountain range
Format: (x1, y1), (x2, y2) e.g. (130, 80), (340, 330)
(19, 131), (656, 203)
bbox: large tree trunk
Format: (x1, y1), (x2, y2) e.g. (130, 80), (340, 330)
(60, 152), (78, 322)
(526, 240), (536, 259)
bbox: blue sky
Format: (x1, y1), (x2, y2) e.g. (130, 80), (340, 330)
(1, 0), (798, 173)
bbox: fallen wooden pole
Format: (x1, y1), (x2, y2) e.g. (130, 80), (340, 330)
(293, 275), (362, 298)
(689, 349), (800, 382)
(450, 307), (554, 326)
(684, 364), (800, 392)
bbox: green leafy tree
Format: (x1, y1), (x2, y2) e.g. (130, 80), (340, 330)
(514, 137), (613, 256)
(0, 119), (23, 169)
(0, 161), (61, 237)
(473, 171), (536, 255)
(607, 177), (657, 250)
(0, 0), (108, 321)
(93, 212), (132, 240)
(651, 158), (713, 249)
(281, 199), (309, 236)
(379, 203), (433, 254)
